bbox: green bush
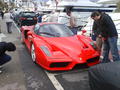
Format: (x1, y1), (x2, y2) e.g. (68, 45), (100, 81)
(0, 1), (8, 10)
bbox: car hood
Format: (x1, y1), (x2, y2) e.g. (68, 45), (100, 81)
(41, 35), (91, 57)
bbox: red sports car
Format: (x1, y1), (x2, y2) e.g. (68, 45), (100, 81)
(20, 23), (100, 71)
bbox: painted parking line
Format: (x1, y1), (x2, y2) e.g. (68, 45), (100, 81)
(13, 21), (20, 33)
(0, 33), (6, 41)
(45, 71), (64, 90)
(13, 22), (64, 90)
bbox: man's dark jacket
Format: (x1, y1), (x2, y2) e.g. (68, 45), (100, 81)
(92, 20), (101, 37)
(0, 42), (8, 56)
(93, 13), (118, 38)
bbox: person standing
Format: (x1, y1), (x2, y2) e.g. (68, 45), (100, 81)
(49, 10), (60, 22)
(5, 12), (13, 33)
(1, 10), (4, 19)
(92, 19), (102, 52)
(37, 14), (42, 23)
(91, 11), (120, 63)
(58, 9), (77, 35)
(66, 11), (77, 35)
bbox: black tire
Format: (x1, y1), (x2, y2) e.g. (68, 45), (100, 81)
(31, 44), (36, 63)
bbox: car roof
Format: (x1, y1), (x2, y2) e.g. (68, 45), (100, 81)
(21, 11), (35, 13)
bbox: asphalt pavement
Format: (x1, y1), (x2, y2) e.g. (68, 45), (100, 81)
(0, 16), (56, 90)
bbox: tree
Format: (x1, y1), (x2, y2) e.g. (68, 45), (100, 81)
(0, 1), (8, 10)
(0, 1), (4, 9)
(9, 2), (15, 10)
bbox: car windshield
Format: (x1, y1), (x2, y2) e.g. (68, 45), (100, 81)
(38, 24), (74, 37)
(22, 12), (36, 17)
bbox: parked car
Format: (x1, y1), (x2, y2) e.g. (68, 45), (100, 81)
(20, 23), (100, 71)
(18, 11), (37, 26)
(10, 8), (23, 21)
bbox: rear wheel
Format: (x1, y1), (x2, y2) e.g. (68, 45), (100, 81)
(31, 44), (36, 62)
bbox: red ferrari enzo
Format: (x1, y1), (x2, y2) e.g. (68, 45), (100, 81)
(20, 23), (100, 71)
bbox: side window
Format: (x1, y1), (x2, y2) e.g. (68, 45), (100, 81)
(34, 24), (40, 34)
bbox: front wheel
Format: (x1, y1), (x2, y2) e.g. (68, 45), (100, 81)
(31, 44), (36, 62)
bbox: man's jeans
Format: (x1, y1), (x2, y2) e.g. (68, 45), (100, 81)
(102, 37), (120, 63)
(0, 54), (11, 65)
(70, 27), (78, 35)
(6, 22), (12, 33)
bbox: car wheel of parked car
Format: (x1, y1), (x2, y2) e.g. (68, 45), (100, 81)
(31, 44), (36, 62)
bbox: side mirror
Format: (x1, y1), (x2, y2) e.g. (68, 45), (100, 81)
(81, 30), (87, 35)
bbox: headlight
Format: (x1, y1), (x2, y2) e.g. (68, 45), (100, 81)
(40, 46), (52, 56)
(90, 42), (97, 50)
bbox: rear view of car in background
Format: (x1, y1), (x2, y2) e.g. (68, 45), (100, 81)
(18, 11), (37, 26)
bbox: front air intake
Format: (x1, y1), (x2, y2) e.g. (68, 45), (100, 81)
(50, 62), (70, 68)
(87, 56), (100, 63)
